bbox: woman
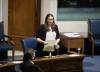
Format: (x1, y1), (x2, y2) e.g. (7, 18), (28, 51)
(36, 13), (60, 56)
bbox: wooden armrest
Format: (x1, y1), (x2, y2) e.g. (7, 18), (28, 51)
(88, 32), (94, 42)
(4, 35), (13, 40)
(88, 32), (93, 37)
(9, 40), (16, 46)
(88, 32), (95, 57)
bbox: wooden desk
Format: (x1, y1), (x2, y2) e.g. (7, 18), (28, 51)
(60, 33), (84, 54)
(0, 54), (84, 72)
(34, 54), (84, 72)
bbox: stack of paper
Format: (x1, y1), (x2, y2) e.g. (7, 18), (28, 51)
(64, 32), (80, 37)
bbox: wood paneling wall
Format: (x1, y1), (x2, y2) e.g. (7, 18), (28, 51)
(8, 0), (41, 50)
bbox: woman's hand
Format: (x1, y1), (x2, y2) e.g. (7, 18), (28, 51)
(54, 44), (60, 49)
(37, 38), (48, 44)
(54, 38), (60, 49)
(44, 41), (48, 45)
(55, 38), (60, 45)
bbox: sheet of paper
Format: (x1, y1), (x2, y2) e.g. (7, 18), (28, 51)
(43, 40), (56, 52)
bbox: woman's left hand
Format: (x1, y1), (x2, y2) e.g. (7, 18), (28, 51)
(54, 44), (59, 49)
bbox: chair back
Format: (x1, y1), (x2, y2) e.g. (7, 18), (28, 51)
(21, 37), (37, 53)
(0, 21), (15, 60)
(88, 19), (100, 39)
(0, 21), (4, 39)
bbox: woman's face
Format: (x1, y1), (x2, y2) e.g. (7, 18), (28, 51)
(47, 16), (54, 26)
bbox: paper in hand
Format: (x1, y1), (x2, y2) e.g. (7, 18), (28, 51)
(43, 40), (56, 52)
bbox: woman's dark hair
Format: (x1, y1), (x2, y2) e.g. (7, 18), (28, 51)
(44, 13), (56, 31)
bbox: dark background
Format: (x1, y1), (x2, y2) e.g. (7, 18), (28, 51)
(58, 0), (100, 8)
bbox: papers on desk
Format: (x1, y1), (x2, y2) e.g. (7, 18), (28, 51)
(69, 54), (80, 57)
(64, 32), (80, 37)
(11, 61), (22, 64)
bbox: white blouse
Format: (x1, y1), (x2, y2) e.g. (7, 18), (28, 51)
(45, 27), (56, 41)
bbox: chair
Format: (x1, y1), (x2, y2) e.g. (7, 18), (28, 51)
(88, 19), (100, 57)
(21, 37), (37, 57)
(0, 21), (15, 60)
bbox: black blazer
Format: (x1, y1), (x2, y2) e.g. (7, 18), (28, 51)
(36, 24), (60, 51)
(21, 62), (42, 72)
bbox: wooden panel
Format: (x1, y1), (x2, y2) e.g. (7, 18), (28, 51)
(60, 33), (84, 48)
(0, 54), (84, 72)
(60, 33), (84, 53)
(9, 0), (35, 36)
(34, 54), (84, 72)
(8, 0), (41, 50)
(67, 38), (84, 48)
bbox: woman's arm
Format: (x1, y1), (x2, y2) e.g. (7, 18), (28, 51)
(37, 38), (46, 44)
(55, 24), (60, 39)
(36, 24), (47, 44)
(55, 24), (60, 45)
(55, 38), (60, 45)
